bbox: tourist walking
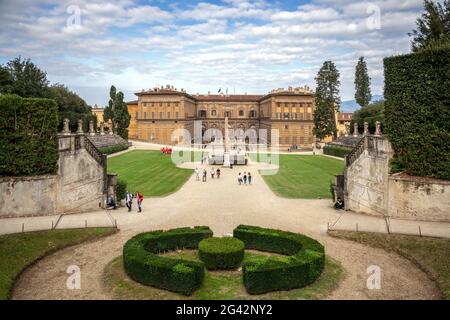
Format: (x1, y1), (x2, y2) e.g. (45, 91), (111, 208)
(216, 168), (221, 179)
(238, 172), (242, 185)
(248, 172), (252, 185)
(203, 169), (207, 182)
(195, 167), (200, 181)
(126, 191), (133, 212)
(135, 191), (143, 212)
(210, 168), (215, 179)
(243, 172), (247, 185)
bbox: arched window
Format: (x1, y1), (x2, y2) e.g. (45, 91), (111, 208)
(211, 110), (217, 117)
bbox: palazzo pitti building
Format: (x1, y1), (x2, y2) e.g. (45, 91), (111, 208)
(126, 85), (316, 148)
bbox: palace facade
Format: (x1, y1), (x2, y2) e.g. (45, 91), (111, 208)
(126, 85), (316, 148)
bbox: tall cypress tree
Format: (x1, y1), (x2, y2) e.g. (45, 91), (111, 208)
(354, 56), (372, 108)
(313, 61), (341, 140)
(103, 85), (131, 139)
(409, 0), (450, 52)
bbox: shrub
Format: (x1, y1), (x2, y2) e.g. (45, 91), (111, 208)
(123, 226), (213, 295)
(0, 94), (58, 176)
(233, 225), (325, 294)
(116, 179), (127, 201)
(198, 237), (245, 270)
(99, 143), (129, 155)
(384, 47), (450, 180)
(323, 145), (351, 158)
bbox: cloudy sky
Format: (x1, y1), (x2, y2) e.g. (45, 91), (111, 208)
(0, 0), (425, 106)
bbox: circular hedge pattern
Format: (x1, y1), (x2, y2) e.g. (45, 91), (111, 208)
(198, 237), (244, 270)
(122, 225), (325, 296)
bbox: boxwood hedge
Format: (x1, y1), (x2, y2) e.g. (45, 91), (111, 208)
(323, 145), (352, 158)
(123, 226), (213, 295)
(384, 46), (450, 180)
(233, 225), (325, 294)
(198, 237), (245, 270)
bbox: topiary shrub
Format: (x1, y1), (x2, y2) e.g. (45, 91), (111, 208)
(384, 46), (450, 180)
(123, 226), (213, 295)
(233, 225), (325, 294)
(116, 179), (127, 201)
(198, 237), (244, 270)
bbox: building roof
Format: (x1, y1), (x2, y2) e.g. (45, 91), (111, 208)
(126, 100), (138, 105)
(194, 94), (263, 102)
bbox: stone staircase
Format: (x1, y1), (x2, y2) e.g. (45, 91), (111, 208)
(86, 134), (130, 149)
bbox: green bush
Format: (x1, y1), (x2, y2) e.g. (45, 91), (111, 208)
(123, 226), (213, 295)
(384, 47), (450, 180)
(198, 237), (245, 270)
(116, 179), (127, 201)
(99, 143), (129, 155)
(323, 145), (351, 158)
(0, 94), (58, 176)
(233, 225), (325, 294)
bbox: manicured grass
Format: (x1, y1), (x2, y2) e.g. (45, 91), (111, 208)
(107, 150), (198, 197)
(0, 227), (116, 300)
(103, 250), (343, 300)
(329, 230), (450, 300)
(260, 155), (344, 199)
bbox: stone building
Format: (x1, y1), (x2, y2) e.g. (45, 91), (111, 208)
(126, 85), (316, 148)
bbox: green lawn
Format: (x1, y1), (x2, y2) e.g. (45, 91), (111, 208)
(329, 230), (450, 300)
(260, 155), (344, 199)
(104, 250), (343, 300)
(0, 227), (116, 300)
(107, 150), (198, 197)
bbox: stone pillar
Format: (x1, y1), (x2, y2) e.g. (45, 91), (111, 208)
(77, 119), (83, 134)
(364, 122), (369, 135)
(375, 121), (382, 136)
(89, 120), (95, 136)
(353, 123), (358, 137)
(63, 118), (70, 135)
(100, 122), (105, 135)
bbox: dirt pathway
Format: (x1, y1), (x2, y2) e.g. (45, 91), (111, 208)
(12, 163), (441, 300)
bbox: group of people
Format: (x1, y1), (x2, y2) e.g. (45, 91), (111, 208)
(195, 167), (221, 182)
(125, 191), (144, 213)
(237, 172), (252, 185)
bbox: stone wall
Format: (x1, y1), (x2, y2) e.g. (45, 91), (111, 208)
(388, 174), (450, 222)
(344, 132), (450, 222)
(0, 123), (108, 218)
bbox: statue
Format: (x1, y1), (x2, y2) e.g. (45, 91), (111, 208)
(353, 123), (358, 137)
(375, 121), (382, 136)
(89, 120), (95, 136)
(63, 118), (70, 135)
(364, 122), (369, 135)
(77, 119), (83, 134)
(100, 122), (105, 135)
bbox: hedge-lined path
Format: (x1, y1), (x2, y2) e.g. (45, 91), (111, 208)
(11, 161), (442, 299)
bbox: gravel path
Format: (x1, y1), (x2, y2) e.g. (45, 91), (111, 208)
(12, 162), (441, 300)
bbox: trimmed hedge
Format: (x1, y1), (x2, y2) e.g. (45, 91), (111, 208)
(99, 143), (129, 155)
(233, 225), (325, 294)
(0, 94), (58, 176)
(123, 226), (213, 295)
(198, 237), (245, 270)
(323, 145), (351, 158)
(384, 47), (450, 180)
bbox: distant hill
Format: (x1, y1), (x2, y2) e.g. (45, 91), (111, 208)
(340, 95), (384, 112)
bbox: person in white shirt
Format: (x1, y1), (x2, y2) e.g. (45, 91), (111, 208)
(238, 172), (242, 185)
(195, 168), (200, 181)
(210, 168), (215, 179)
(126, 191), (133, 212)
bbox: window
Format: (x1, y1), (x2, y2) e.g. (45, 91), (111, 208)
(211, 110), (217, 116)
(225, 111), (231, 118)
(239, 110), (244, 116)
(276, 112), (281, 119)
(285, 125), (289, 130)
(144, 112), (147, 119)
(159, 102), (163, 106)
(249, 110), (256, 118)
(199, 110), (207, 118)
(176, 112), (179, 119)
(152, 112), (155, 119)
(284, 112), (289, 120)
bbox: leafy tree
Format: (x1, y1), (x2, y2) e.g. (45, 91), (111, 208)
(350, 100), (384, 134)
(313, 61), (341, 140)
(409, 0), (450, 52)
(0, 57), (49, 97)
(103, 85), (131, 139)
(47, 84), (96, 132)
(354, 57), (372, 108)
